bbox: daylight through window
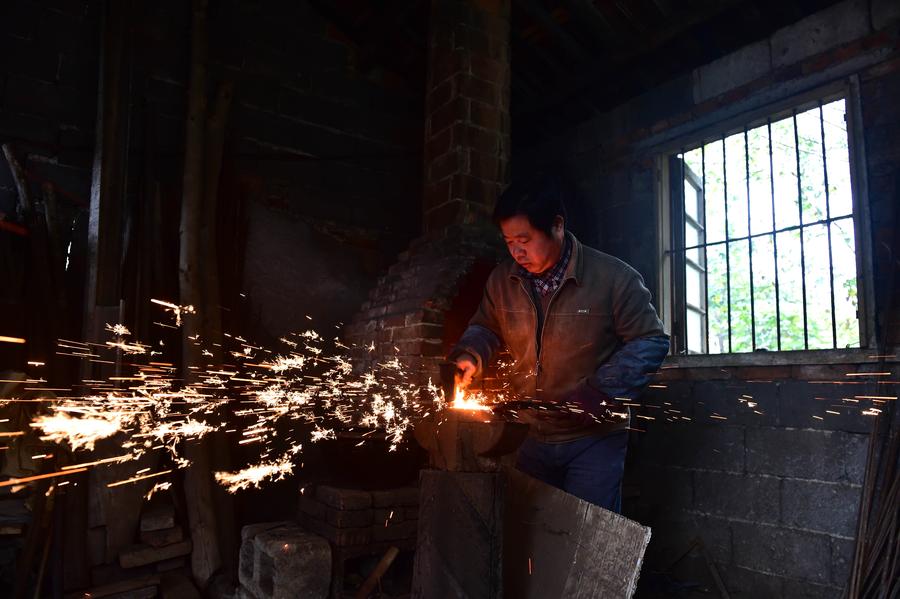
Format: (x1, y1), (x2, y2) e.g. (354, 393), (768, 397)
(672, 98), (859, 354)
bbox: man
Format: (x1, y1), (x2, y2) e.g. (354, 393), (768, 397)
(449, 175), (669, 513)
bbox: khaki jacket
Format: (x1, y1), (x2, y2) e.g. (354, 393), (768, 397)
(457, 232), (666, 440)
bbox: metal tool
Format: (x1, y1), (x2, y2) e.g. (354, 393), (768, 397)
(439, 361), (460, 402)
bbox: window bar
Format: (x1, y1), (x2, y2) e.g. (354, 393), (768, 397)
(819, 102), (838, 348)
(792, 110), (810, 349)
(722, 136), (732, 353)
(702, 144), (710, 354)
(680, 148), (687, 354)
(767, 118), (782, 351)
(744, 127), (756, 350)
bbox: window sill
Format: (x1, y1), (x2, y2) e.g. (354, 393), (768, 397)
(663, 347), (900, 369)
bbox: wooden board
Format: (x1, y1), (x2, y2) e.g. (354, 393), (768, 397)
(503, 468), (651, 599)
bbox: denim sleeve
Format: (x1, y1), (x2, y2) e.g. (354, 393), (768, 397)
(586, 334), (670, 400)
(448, 324), (502, 375)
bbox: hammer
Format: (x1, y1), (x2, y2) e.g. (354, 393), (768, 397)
(439, 361), (461, 402)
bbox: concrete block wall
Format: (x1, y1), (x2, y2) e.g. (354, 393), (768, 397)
(514, 0), (900, 595)
(633, 364), (881, 595)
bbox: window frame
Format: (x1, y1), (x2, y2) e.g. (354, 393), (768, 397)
(654, 77), (877, 365)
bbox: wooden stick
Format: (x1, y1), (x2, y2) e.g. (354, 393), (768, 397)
(2, 144), (33, 217)
(354, 546), (400, 599)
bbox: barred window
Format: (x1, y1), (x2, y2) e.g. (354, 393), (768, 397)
(667, 96), (864, 355)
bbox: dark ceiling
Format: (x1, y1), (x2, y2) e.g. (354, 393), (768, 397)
(309, 0), (844, 144)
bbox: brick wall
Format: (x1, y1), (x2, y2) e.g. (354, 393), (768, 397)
(515, 1), (900, 596)
(345, 0), (511, 385)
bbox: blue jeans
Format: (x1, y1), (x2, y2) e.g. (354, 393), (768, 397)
(515, 430), (628, 512)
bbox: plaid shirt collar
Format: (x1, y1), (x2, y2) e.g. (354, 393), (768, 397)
(519, 235), (572, 297)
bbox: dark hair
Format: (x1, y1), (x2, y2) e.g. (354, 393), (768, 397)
(492, 174), (568, 236)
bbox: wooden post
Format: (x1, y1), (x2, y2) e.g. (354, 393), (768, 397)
(179, 0), (222, 589)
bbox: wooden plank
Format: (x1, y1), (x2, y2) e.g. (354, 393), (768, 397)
(119, 540), (193, 569)
(503, 468), (650, 599)
(64, 575), (160, 599)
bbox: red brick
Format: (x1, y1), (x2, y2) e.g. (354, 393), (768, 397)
(425, 199), (465, 231)
(470, 54), (505, 85)
(469, 150), (501, 181)
(455, 73), (497, 105)
(425, 126), (453, 164)
(427, 78), (455, 112)
(453, 24), (490, 55)
(469, 99), (503, 132)
(424, 179), (451, 211)
(429, 97), (467, 136)
(429, 149), (464, 182)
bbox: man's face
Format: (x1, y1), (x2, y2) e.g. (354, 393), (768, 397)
(499, 214), (565, 274)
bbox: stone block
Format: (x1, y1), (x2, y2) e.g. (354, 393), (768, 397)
(300, 513), (372, 547)
(872, 0), (900, 30)
(693, 380), (778, 426)
(140, 505), (174, 532)
(771, 0), (870, 68)
(641, 423), (745, 472)
(731, 521), (832, 584)
(782, 578), (843, 598)
(119, 540), (192, 569)
(721, 565), (784, 597)
(694, 471), (780, 524)
(778, 381), (874, 434)
(636, 463), (694, 515)
(746, 428), (868, 484)
(251, 525), (331, 599)
(694, 40), (771, 103)
(315, 485), (372, 510)
(371, 486), (419, 507)
(781, 479), (861, 537)
(325, 507), (372, 529)
(830, 537), (855, 586)
(139, 526), (183, 548)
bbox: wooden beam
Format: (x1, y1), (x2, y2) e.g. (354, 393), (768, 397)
(178, 0), (222, 589)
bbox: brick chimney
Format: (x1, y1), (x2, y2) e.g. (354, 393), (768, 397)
(423, 0), (511, 232)
(345, 0), (511, 384)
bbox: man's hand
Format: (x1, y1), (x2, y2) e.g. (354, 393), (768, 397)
(454, 354), (477, 391)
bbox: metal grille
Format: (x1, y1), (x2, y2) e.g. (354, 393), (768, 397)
(671, 98), (859, 354)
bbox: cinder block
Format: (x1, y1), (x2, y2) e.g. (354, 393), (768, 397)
(721, 564), (784, 597)
(771, 0), (870, 68)
(239, 523), (330, 599)
(637, 463), (694, 514)
(830, 537), (855, 586)
(315, 485), (372, 510)
(731, 521), (832, 584)
(641, 423), (745, 472)
(239, 522), (292, 590)
(694, 471), (780, 524)
(746, 428), (868, 484)
(693, 380), (778, 427)
(872, 0), (900, 30)
(778, 381), (874, 434)
(782, 578), (843, 598)
(781, 479), (861, 537)
(693, 40), (771, 103)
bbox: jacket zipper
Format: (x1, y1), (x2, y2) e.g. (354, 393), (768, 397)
(517, 278), (569, 380)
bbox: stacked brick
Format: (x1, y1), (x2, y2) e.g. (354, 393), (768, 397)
(238, 522), (331, 599)
(298, 485), (420, 551)
(423, 0), (511, 233)
(343, 224), (504, 385)
(118, 503), (192, 574)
